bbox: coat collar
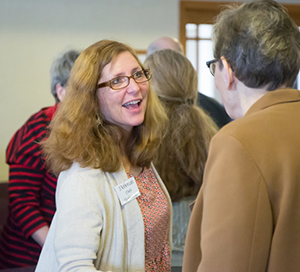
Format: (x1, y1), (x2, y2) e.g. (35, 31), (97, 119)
(245, 88), (300, 117)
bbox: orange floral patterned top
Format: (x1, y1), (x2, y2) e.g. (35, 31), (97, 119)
(127, 167), (171, 271)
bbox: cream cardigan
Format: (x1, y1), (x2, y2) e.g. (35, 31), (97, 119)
(35, 162), (172, 272)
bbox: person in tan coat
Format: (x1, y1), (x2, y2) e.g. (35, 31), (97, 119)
(182, 0), (300, 271)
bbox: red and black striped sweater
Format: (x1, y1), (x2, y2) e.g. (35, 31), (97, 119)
(0, 105), (58, 268)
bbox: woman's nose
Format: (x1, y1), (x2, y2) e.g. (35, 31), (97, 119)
(126, 78), (140, 93)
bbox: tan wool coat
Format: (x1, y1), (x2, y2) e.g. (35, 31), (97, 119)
(183, 88), (300, 272)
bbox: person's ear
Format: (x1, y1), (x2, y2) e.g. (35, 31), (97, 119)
(56, 83), (66, 102)
(220, 56), (234, 90)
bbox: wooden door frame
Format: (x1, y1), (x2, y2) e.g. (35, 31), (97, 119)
(180, 1), (300, 54)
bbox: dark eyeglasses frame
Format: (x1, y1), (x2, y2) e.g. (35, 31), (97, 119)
(206, 59), (218, 76)
(97, 69), (151, 90)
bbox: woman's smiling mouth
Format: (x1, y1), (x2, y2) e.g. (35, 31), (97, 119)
(122, 99), (142, 109)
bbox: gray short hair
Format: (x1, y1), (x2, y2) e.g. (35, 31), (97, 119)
(213, 0), (300, 91)
(50, 50), (80, 102)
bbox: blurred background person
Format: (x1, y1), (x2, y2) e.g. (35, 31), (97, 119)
(35, 40), (172, 271)
(0, 49), (80, 268)
(147, 36), (231, 128)
(183, 0), (300, 271)
(144, 49), (218, 267)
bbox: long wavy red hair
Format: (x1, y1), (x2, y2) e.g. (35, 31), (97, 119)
(42, 40), (167, 175)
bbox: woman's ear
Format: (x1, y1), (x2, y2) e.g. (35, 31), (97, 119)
(56, 83), (66, 102)
(220, 56), (234, 90)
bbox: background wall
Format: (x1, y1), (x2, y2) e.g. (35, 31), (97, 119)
(0, 0), (298, 181)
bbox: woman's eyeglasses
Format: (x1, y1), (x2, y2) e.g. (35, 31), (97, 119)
(98, 69), (152, 90)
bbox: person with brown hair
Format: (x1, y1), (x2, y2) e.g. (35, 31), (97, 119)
(183, 0), (300, 271)
(144, 49), (218, 267)
(147, 36), (231, 128)
(35, 40), (172, 272)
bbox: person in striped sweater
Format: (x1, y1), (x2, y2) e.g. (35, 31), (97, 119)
(0, 49), (80, 268)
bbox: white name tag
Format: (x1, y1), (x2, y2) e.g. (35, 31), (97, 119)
(114, 177), (141, 206)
